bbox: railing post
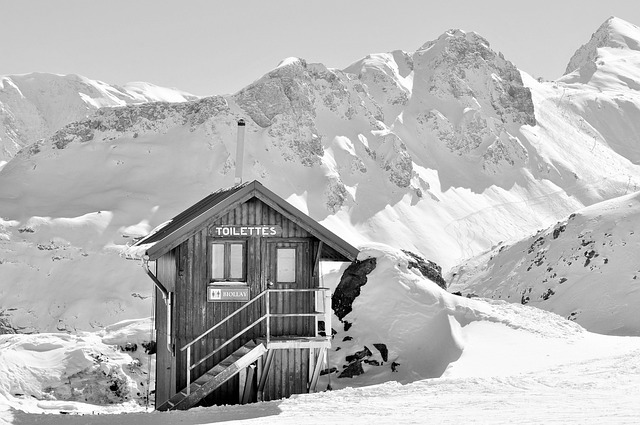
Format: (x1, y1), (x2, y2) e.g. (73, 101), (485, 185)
(324, 289), (331, 340)
(266, 289), (271, 347)
(186, 346), (191, 395)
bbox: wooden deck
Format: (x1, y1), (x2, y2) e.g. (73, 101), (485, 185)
(258, 336), (331, 350)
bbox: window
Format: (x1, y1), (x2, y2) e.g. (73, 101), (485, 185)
(210, 240), (246, 282)
(276, 247), (296, 283)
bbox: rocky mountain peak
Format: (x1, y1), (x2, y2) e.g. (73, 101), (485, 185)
(417, 28), (492, 58)
(565, 16), (640, 75)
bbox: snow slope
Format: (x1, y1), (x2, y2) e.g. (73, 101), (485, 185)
(2, 246), (639, 424)
(0, 73), (199, 163)
(449, 190), (640, 336)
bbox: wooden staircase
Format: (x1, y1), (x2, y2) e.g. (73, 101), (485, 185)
(157, 341), (267, 411)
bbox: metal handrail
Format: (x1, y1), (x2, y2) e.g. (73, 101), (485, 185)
(182, 287), (332, 395)
(267, 288), (331, 292)
(181, 289), (268, 352)
(189, 316), (267, 372)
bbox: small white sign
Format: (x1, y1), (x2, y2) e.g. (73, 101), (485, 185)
(207, 286), (250, 302)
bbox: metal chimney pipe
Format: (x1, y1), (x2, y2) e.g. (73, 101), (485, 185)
(235, 119), (246, 185)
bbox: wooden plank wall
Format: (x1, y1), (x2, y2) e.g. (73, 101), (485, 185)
(171, 197), (320, 406)
(263, 348), (309, 401)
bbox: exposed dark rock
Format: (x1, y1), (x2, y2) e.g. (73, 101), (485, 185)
(391, 361), (400, 373)
(553, 224), (567, 239)
(528, 236), (545, 254)
(541, 288), (555, 301)
(332, 258), (377, 320)
(342, 336), (353, 342)
(338, 360), (364, 378)
(141, 340), (156, 355)
(521, 288), (531, 305)
(338, 346), (375, 379)
(584, 249), (597, 267)
(401, 250), (447, 289)
(373, 343), (389, 362)
(345, 346), (372, 363)
(320, 367), (337, 376)
(119, 342), (137, 352)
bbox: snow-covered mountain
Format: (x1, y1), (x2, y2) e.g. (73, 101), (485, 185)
(447, 17), (640, 337)
(2, 17), (640, 337)
(0, 73), (199, 164)
(449, 191), (640, 336)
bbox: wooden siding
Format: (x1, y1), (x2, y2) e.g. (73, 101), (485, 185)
(171, 197), (320, 406)
(262, 348), (309, 401)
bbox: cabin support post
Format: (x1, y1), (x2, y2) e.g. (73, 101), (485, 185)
(241, 364), (256, 404)
(257, 349), (275, 401)
(323, 289), (331, 338)
(308, 347), (326, 392)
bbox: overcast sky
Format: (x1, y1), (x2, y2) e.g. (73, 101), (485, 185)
(2, 0), (640, 96)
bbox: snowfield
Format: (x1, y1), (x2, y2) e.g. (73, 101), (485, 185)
(3, 323), (640, 424)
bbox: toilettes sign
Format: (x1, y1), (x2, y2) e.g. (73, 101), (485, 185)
(212, 225), (282, 237)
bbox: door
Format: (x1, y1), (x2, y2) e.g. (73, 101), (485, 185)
(264, 240), (313, 337)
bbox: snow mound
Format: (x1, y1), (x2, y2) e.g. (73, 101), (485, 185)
(324, 245), (590, 389)
(449, 191), (640, 336)
(0, 318), (154, 414)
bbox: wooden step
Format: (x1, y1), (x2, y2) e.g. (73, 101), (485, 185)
(157, 342), (267, 411)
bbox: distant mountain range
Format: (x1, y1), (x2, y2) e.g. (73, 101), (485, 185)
(1, 16), (639, 335)
(0, 73), (198, 163)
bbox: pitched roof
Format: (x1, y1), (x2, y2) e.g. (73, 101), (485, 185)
(134, 180), (359, 262)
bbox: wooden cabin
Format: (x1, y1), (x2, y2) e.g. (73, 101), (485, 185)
(134, 180), (359, 410)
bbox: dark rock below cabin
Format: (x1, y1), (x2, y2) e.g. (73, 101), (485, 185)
(339, 360), (365, 378)
(332, 258), (377, 320)
(373, 343), (388, 362)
